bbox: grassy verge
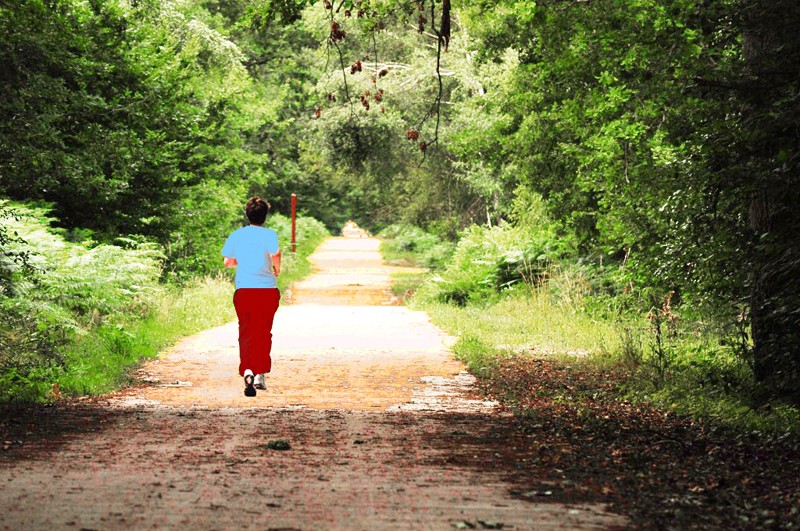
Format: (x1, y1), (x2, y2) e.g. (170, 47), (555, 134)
(422, 294), (619, 373)
(58, 276), (236, 396)
(447, 300), (800, 434)
(425, 293), (800, 434)
(449, 308), (797, 434)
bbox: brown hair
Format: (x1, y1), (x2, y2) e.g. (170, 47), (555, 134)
(245, 197), (270, 225)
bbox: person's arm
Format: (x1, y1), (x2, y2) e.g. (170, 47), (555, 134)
(221, 232), (236, 268)
(271, 250), (281, 276)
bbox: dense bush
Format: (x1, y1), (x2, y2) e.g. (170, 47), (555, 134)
(0, 0), (255, 238)
(415, 193), (574, 306)
(0, 201), (163, 400)
(378, 224), (454, 270)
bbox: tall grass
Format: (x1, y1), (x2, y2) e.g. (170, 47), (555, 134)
(57, 276), (236, 396)
(424, 291), (619, 371)
(425, 298), (619, 384)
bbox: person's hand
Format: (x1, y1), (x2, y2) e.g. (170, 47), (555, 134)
(271, 251), (281, 277)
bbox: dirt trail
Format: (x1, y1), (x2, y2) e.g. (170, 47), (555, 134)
(0, 235), (627, 529)
(118, 237), (468, 411)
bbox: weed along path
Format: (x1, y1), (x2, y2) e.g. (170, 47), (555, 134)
(0, 235), (627, 529)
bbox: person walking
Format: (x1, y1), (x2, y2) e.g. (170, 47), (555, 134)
(222, 197), (281, 397)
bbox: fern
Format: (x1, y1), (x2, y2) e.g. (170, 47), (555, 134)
(0, 201), (164, 400)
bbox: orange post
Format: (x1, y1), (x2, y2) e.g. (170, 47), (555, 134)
(291, 193), (297, 253)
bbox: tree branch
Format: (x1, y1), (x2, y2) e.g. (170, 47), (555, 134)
(417, 0), (444, 149)
(693, 76), (796, 92)
(325, 6), (354, 115)
(332, 38), (355, 115)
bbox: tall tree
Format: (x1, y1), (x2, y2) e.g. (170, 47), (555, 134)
(738, 0), (800, 401)
(0, 0), (249, 236)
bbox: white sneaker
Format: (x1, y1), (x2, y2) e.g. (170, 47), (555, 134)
(243, 369), (256, 397)
(254, 373), (266, 390)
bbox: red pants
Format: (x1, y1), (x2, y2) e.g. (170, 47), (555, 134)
(233, 288), (280, 376)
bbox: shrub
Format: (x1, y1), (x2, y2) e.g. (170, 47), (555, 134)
(417, 217), (572, 306)
(378, 224), (454, 269)
(0, 201), (163, 400)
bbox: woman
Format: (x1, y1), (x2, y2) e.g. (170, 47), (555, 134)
(221, 197), (281, 397)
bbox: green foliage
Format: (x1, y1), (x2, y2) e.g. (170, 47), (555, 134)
(421, 265), (800, 434)
(0, 201), (163, 400)
(293, 1), (496, 230)
(378, 224), (453, 269)
(0, 306), (67, 401)
(0, 204), (32, 295)
(163, 179), (246, 279)
(417, 204), (572, 306)
(622, 335), (800, 434)
(6, 205), (163, 318)
(0, 0), (309, 279)
(421, 225), (511, 305)
(387, 270), (426, 301)
(0, 0), (250, 237)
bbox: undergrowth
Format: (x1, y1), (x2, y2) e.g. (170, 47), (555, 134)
(55, 276), (236, 397)
(380, 214), (800, 435)
(378, 224), (454, 269)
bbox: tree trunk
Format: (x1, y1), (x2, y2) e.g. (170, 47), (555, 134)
(741, 0), (800, 402)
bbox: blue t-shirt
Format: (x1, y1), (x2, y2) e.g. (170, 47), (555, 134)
(221, 225), (280, 289)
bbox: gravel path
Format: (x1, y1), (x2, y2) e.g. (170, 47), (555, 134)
(0, 236), (626, 529)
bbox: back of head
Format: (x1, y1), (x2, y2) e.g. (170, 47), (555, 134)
(245, 197), (270, 225)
